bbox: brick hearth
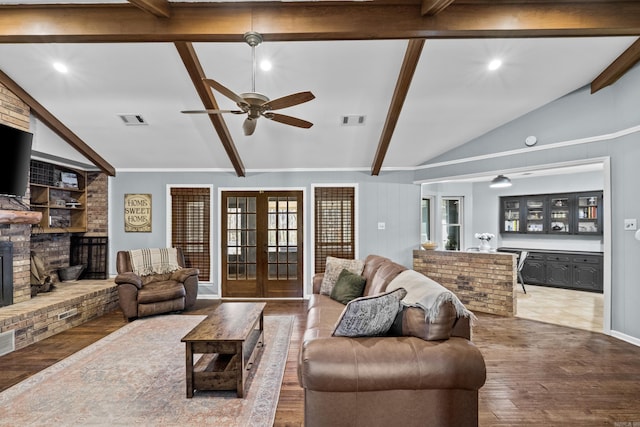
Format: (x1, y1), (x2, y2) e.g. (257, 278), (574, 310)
(0, 280), (118, 352)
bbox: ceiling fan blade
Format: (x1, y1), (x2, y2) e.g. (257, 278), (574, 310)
(203, 78), (248, 106)
(243, 118), (258, 136)
(262, 91), (315, 111)
(181, 109), (244, 114)
(264, 112), (313, 129)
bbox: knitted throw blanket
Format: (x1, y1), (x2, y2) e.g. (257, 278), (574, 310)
(387, 269), (475, 323)
(128, 248), (181, 277)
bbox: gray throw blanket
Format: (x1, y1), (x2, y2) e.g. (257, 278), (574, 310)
(387, 269), (475, 323)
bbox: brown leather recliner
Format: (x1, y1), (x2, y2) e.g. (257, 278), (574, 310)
(115, 248), (199, 321)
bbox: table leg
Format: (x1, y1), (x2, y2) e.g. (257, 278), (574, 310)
(185, 342), (194, 398)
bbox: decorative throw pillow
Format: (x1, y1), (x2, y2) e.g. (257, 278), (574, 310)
(332, 288), (407, 337)
(330, 269), (367, 304)
(319, 256), (365, 295)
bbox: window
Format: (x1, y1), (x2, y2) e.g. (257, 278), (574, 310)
(421, 197), (433, 243)
(170, 187), (211, 281)
(441, 197), (463, 251)
(314, 186), (356, 273)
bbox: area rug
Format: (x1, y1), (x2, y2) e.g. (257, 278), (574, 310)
(0, 314), (293, 426)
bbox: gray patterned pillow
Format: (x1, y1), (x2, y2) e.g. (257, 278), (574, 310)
(319, 256), (365, 295)
(332, 288), (407, 337)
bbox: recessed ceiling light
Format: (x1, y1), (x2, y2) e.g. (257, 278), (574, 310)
(259, 60), (272, 71)
(53, 62), (68, 74)
(488, 59), (502, 71)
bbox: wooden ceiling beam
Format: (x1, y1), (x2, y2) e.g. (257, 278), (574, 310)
(127, 0), (171, 18)
(174, 42), (245, 177)
(591, 37), (640, 93)
(371, 39), (425, 176)
(1, 2), (640, 43)
(422, 0), (455, 16)
(0, 69), (116, 177)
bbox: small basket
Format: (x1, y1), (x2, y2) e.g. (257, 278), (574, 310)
(58, 265), (85, 282)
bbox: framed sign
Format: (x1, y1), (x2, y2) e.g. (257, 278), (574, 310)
(124, 193), (152, 232)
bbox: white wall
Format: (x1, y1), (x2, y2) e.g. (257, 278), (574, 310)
(109, 170), (421, 295)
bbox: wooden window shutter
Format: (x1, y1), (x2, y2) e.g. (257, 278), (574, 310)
(314, 186), (355, 273)
(170, 187), (211, 281)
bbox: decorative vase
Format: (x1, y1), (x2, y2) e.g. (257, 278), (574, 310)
(479, 239), (491, 252)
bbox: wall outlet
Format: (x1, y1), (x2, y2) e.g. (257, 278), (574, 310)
(377, 222), (386, 230)
(624, 218), (637, 230)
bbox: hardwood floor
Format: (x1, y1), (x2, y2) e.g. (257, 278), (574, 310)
(1, 300), (639, 426)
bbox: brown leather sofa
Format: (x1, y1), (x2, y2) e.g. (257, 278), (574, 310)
(115, 248), (199, 320)
(298, 254), (486, 427)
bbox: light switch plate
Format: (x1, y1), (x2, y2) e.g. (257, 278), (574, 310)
(624, 218), (637, 230)
(377, 222), (386, 230)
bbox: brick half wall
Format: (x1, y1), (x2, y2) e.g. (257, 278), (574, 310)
(413, 250), (517, 317)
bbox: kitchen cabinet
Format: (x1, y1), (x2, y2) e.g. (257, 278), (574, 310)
(501, 197), (522, 233)
(499, 191), (602, 235)
(499, 248), (603, 293)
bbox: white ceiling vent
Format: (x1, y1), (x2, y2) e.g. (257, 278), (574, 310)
(340, 115), (366, 126)
(118, 114), (148, 126)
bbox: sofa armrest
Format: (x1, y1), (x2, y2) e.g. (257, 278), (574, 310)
(171, 267), (199, 283)
(298, 336), (486, 392)
(312, 273), (324, 294)
(115, 272), (143, 289)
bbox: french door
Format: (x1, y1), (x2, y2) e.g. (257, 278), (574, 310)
(221, 190), (303, 298)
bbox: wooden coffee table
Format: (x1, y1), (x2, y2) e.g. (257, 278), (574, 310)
(181, 302), (266, 398)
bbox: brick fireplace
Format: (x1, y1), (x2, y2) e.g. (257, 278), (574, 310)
(1, 83), (116, 352)
(0, 82), (33, 305)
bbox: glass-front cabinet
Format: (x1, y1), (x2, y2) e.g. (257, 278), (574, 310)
(525, 197), (545, 233)
(499, 191), (602, 235)
(549, 195), (571, 234)
(576, 192), (602, 235)
(501, 197), (521, 233)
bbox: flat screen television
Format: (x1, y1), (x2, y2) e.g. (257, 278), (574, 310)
(0, 122), (33, 197)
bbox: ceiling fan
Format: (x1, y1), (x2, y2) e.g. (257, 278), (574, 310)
(182, 32), (315, 136)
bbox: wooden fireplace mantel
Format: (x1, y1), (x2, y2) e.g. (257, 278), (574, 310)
(0, 209), (42, 225)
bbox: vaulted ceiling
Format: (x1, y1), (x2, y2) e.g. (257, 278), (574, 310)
(0, 0), (639, 177)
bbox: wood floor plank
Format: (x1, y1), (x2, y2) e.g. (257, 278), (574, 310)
(1, 300), (640, 426)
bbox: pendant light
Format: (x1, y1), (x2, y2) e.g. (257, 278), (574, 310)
(490, 174), (512, 188)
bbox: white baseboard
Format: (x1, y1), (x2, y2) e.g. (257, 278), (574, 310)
(610, 330), (640, 347)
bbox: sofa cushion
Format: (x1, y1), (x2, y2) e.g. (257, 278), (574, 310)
(389, 304), (457, 341)
(330, 269), (366, 304)
(332, 288), (407, 337)
(386, 270), (474, 341)
(363, 261), (407, 296)
(319, 256), (365, 295)
(137, 280), (186, 303)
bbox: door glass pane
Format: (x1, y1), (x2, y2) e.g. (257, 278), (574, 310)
(226, 196), (257, 282)
(266, 196), (298, 281)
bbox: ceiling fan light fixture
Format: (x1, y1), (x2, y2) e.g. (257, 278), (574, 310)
(490, 174), (512, 188)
